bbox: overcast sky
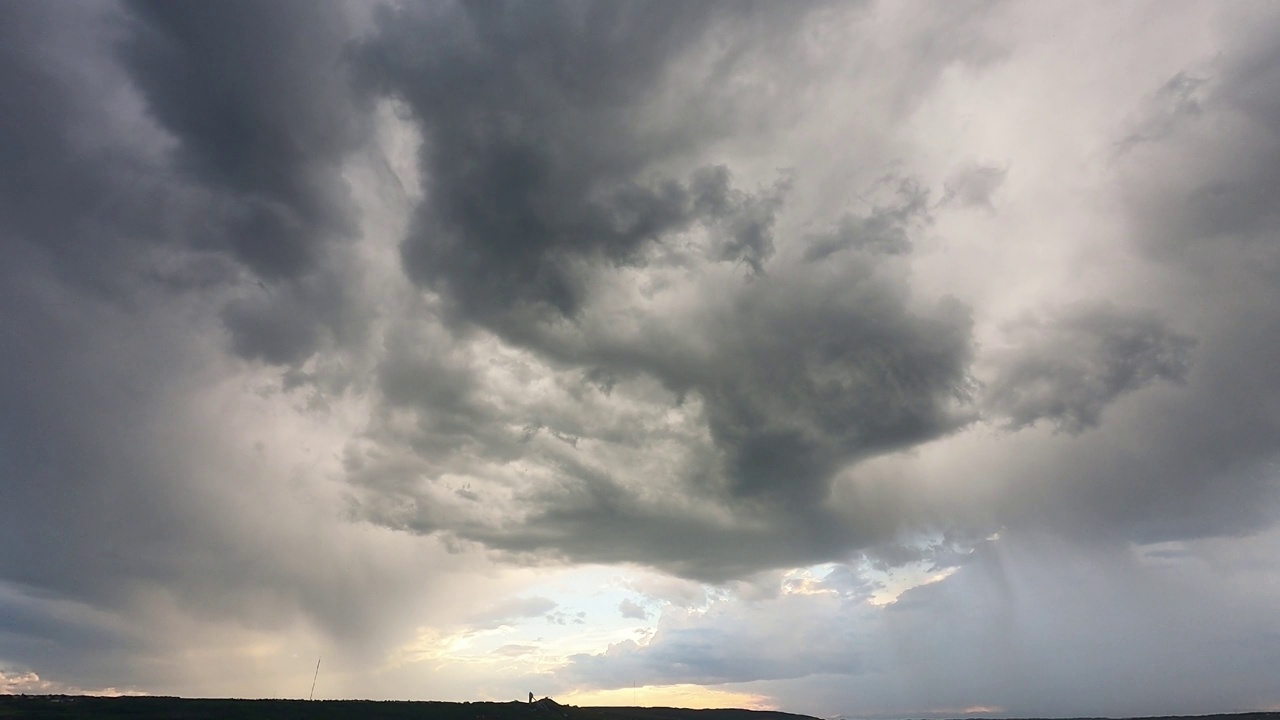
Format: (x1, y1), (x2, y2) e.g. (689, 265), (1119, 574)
(4, 0), (1280, 716)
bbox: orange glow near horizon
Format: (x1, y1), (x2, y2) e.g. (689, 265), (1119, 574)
(558, 684), (777, 711)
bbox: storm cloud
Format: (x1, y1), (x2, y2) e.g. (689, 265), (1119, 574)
(3, 0), (1280, 715)
(358, 2), (797, 321)
(984, 303), (1195, 433)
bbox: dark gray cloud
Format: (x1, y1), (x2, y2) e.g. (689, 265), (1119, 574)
(0, 0), (371, 367)
(803, 178), (930, 261)
(342, 268), (979, 581)
(0, 0), (206, 629)
(220, 292), (323, 365)
(0, 254), (474, 690)
(984, 303), (1195, 433)
(965, 27), (1280, 550)
(1123, 40), (1280, 274)
(120, 0), (365, 280)
(0, 0), (174, 297)
(687, 278), (975, 505)
(334, 5), (995, 579)
(120, 0), (371, 366)
(357, 1), (802, 324)
(0, 0), (463, 695)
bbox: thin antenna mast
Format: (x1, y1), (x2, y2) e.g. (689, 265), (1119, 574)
(309, 656), (322, 701)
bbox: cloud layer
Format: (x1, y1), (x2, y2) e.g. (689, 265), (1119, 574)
(3, 0), (1280, 715)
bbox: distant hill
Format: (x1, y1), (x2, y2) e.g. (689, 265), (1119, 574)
(0, 695), (820, 720)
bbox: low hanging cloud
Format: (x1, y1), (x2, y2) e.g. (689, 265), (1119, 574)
(985, 303), (1196, 433)
(343, 234), (980, 578)
(562, 530), (1280, 718)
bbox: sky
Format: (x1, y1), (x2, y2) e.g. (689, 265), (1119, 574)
(3, 0), (1280, 716)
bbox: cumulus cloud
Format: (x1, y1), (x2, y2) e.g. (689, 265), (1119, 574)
(328, 0), (992, 581)
(4, 0), (1280, 714)
(344, 256), (978, 578)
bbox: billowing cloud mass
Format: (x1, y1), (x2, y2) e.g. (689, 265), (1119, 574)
(3, 0), (1280, 716)
(984, 303), (1195, 433)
